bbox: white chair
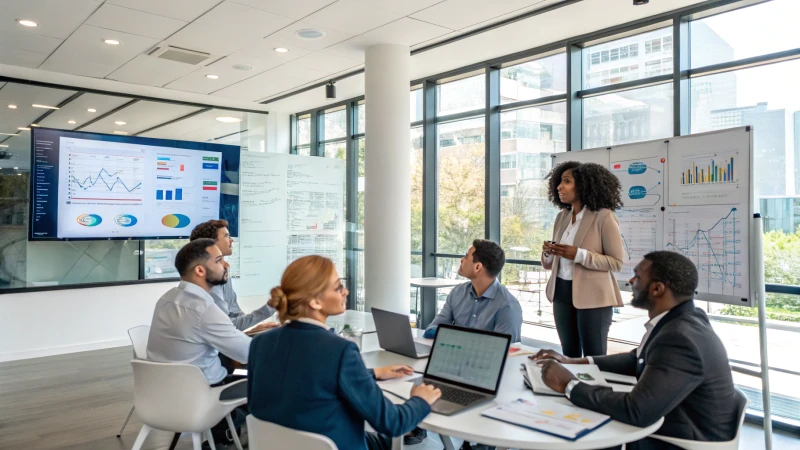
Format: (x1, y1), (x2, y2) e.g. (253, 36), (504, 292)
(117, 325), (151, 438)
(246, 415), (337, 450)
(130, 360), (246, 450)
(651, 388), (749, 450)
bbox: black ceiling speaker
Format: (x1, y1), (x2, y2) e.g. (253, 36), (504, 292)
(634, 0), (649, 4)
(326, 81), (336, 99)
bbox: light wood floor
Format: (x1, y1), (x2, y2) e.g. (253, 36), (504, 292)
(1, 346), (798, 450)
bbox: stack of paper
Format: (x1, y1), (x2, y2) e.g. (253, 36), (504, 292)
(482, 398), (611, 441)
(523, 360), (609, 396)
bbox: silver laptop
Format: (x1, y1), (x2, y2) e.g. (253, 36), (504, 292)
(372, 308), (431, 358)
(416, 324), (511, 416)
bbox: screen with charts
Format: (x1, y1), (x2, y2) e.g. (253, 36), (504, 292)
(426, 327), (509, 391)
(29, 128), (239, 240)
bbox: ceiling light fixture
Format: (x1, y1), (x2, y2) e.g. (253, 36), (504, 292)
(104, 39), (120, 45)
(8, 105), (17, 109)
(14, 167), (19, 170)
(17, 19), (38, 27)
(0, 144), (8, 148)
(326, 80), (336, 99)
(87, 108), (96, 112)
(115, 121), (126, 125)
(206, 74), (219, 80)
(232, 64), (252, 71)
(32, 104), (59, 110)
(18, 127), (30, 131)
(30, 124), (39, 127)
(113, 131), (129, 135)
(633, 0), (649, 4)
(216, 117), (242, 123)
(68, 120), (77, 124)
(274, 47), (289, 53)
(0, 133), (17, 136)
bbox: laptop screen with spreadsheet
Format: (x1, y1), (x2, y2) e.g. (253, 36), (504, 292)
(424, 325), (510, 393)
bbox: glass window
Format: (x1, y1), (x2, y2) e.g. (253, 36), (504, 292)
(411, 90), (423, 123)
(356, 102), (365, 134)
(583, 28), (673, 89)
(436, 74), (485, 116)
(411, 127), (423, 252)
(500, 102), (566, 265)
(322, 107), (346, 141)
(296, 114), (311, 155)
(691, 0), (800, 69)
(583, 83), (673, 149)
(323, 141), (346, 159)
(500, 53), (566, 104)
(437, 117), (485, 254)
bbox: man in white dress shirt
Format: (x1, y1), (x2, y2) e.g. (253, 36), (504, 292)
(147, 238), (251, 448)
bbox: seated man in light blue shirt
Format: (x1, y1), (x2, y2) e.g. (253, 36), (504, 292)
(425, 239), (523, 342)
(190, 219), (276, 333)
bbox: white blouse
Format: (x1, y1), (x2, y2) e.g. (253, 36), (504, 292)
(545, 209), (588, 281)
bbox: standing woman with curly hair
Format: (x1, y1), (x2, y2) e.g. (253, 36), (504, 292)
(541, 161), (626, 358)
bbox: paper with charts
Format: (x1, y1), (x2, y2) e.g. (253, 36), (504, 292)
(482, 398), (611, 441)
(609, 154), (665, 282)
(665, 205), (748, 298)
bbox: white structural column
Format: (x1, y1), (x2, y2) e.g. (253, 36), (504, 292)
(364, 44), (411, 312)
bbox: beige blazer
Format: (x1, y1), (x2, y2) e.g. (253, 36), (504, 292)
(541, 208), (625, 309)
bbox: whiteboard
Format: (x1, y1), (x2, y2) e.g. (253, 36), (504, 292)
(236, 153), (346, 297)
(553, 127), (754, 306)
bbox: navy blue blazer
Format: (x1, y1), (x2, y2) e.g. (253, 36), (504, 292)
(247, 321), (431, 450)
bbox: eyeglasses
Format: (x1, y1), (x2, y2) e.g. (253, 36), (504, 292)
(333, 279), (346, 294)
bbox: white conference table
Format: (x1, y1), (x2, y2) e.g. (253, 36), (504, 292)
(410, 277), (463, 325)
(360, 332), (664, 450)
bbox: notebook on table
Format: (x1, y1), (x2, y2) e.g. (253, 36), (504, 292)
(523, 360), (609, 396)
(482, 398), (611, 441)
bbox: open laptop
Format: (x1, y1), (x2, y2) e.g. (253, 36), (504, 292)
(372, 308), (431, 358)
(416, 324), (511, 416)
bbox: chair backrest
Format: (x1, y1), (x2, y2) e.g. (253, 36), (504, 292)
(246, 415), (337, 450)
(131, 360), (222, 432)
(128, 325), (150, 359)
(651, 387), (750, 450)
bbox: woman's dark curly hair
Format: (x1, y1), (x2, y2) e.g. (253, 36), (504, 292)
(546, 161), (623, 211)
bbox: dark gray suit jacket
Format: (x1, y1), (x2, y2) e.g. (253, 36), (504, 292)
(569, 301), (739, 448)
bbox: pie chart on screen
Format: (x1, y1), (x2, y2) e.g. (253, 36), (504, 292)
(162, 214), (191, 228)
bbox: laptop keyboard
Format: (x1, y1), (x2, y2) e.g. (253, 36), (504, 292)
(429, 382), (484, 406)
(415, 343), (431, 354)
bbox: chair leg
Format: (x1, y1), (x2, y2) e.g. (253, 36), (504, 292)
(391, 436), (403, 450)
(116, 405), (135, 437)
(191, 433), (203, 450)
(204, 429), (217, 450)
(131, 424), (151, 450)
(167, 432), (181, 450)
(225, 413), (243, 450)
(440, 434), (457, 450)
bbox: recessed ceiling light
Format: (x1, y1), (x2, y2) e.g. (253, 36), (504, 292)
(0, 144), (8, 148)
(274, 47), (289, 53)
(68, 120), (76, 124)
(115, 121), (127, 125)
(104, 39), (120, 45)
(87, 108), (96, 113)
(206, 74), (219, 80)
(295, 29), (326, 40)
(113, 131), (128, 135)
(216, 117), (242, 123)
(30, 124), (39, 127)
(32, 104), (58, 110)
(18, 127), (30, 131)
(0, 133), (17, 136)
(17, 19), (38, 27)
(8, 105), (17, 109)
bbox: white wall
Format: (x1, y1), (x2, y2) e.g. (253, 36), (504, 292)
(0, 282), (174, 362)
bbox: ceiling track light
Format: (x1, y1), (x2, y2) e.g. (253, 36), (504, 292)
(326, 80), (336, 99)
(32, 104), (59, 110)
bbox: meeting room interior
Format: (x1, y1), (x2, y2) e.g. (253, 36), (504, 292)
(1, 0), (800, 449)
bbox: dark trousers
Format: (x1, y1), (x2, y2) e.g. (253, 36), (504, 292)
(552, 277), (613, 358)
(365, 432), (392, 450)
